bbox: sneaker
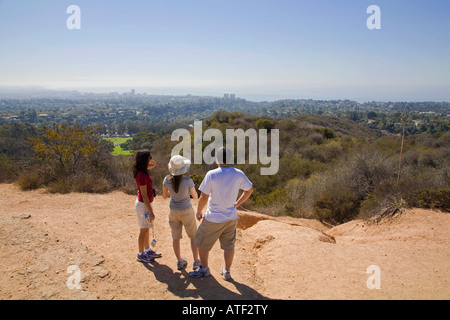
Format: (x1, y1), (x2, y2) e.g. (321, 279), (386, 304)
(137, 252), (154, 263)
(189, 266), (210, 278)
(193, 260), (201, 271)
(145, 248), (162, 258)
(220, 267), (231, 281)
(177, 258), (188, 270)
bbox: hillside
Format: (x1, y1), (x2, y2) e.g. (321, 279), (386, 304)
(0, 183), (448, 300)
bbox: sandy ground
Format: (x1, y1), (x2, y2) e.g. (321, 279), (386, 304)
(0, 183), (448, 300)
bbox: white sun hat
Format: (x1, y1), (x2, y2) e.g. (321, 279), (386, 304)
(168, 155), (191, 176)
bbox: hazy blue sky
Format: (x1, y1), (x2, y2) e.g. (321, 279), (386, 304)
(0, 0), (449, 101)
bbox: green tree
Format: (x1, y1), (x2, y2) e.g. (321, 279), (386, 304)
(314, 127), (336, 139)
(256, 119), (274, 130)
(367, 111), (377, 119)
(29, 123), (100, 174)
(121, 131), (158, 151)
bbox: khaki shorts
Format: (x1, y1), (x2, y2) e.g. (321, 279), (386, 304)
(194, 218), (238, 252)
(135, 199), (153, 229)
(169, 207), (198, 240)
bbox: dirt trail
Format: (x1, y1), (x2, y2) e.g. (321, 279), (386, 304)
(0, 184), (448, 300)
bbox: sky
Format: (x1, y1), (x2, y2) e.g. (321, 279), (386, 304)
(0, 0), (449, 101)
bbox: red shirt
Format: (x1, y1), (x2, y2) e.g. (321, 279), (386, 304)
(135, 171), (154, 203)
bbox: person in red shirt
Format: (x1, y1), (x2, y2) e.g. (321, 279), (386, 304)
(133, 149), (160, 263)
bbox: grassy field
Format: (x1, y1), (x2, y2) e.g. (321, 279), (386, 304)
(104, 137), (133, 156)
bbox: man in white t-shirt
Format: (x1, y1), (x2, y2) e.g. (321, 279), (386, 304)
(189, 147), (253, 280)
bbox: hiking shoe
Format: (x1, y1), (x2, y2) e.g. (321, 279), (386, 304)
(189, 267), (210, 278)
(177, 258), (188, 270)
(145, 248), (162, 258)
(137, 252), (154, 263)
(220, 267), (231, 281)
(193, 260), (201, 271)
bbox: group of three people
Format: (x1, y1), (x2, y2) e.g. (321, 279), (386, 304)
(133, 147), (254, 280)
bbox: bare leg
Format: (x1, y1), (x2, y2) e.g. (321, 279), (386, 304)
(224, 249), (235, 271)
(190, 238), (199, 262)
(144, 229), (150, 250)
(138, 228), (149, 253)
(173, 239), (182, 261)
(199, 248), (209, 268)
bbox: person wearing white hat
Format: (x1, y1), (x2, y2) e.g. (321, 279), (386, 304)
(162, 155), (201, 271)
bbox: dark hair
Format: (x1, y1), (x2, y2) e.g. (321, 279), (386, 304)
(216, 147), (231, 164)
(167, 174), (182, 193)
(133, 150), (152, 178)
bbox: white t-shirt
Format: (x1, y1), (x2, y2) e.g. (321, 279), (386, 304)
(198, 166), (253, 223)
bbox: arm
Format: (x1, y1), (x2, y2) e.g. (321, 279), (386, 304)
(196, 192), (209, 221)
(162, 185), (170, 200)
(234, 187), (254, 208)
(139, 185), (155, 220)
(190, 187), (198, 200)
(148, 159), (157, 170)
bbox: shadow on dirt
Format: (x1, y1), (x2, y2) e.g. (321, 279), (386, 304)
(142, 261), (270, 300)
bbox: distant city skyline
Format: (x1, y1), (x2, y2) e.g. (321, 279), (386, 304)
(0, 0), (449, 102)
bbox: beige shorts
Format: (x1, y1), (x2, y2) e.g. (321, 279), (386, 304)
(194, 218), (238, 252)
(135, 199), (153, 229)
(169, 207), (198, 240)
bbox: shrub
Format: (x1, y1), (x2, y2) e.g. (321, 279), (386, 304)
(189, 174), (205, 197)
(16, 172), (42, 191)
(316, 140), (344, 163)
(410, 188), (450, 211)
(71, 172), (111, 193)
(284, 204), (296, 216)
(359, 179), (404, 219)
(252, 188), (288, 207)
(314, 127), (336, 139)
(208, 110), (243, 124)
(308, 132), (324, 145)
(0, 154), (18, 182)
(47, 179), (72, 194)
(46, 172), (112, 194)
(256, 119), (274, 130)
(120, 181), (137, 195)
(303, 147), (396, 222)
(313, 187), (360, 223)
(15, 164), (54, 191)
